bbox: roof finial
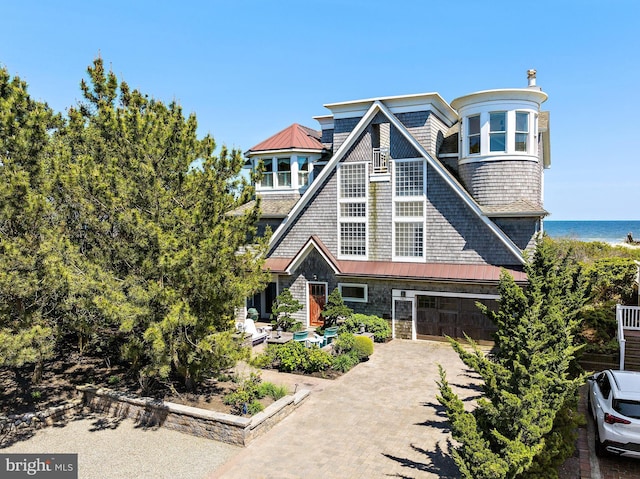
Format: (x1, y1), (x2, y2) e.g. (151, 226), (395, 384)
(527, 69), (537, 87)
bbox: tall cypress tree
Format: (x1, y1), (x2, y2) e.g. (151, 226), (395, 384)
(437, 237), (585, 478)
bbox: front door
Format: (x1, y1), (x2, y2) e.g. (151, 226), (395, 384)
(309, 283), (327, 327)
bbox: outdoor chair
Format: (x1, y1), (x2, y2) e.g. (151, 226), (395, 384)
(243, 318), (268, 346)
(292, 330), (309, 344)
(313, 326), (339, 347)
(323, 326), (339, 344)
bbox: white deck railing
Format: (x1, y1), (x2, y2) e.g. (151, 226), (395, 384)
(617, 304), (640, 370)
(372, 148), (389, 174)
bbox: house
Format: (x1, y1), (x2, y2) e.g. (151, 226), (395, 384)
(240, 70), (551, 342)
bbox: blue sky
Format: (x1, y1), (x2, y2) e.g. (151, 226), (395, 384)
(2, 0), (639, 220)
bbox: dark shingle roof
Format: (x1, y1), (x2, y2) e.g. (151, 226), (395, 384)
(481, 199), (548, 217)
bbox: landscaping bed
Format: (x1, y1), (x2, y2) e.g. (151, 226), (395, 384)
(0, 347), (279, 419)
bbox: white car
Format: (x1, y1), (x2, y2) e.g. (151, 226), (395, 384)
(588, 369), (640, 457)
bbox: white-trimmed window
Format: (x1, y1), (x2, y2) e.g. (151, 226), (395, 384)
(468, 114), (481, 154)
(489, 112), (506, 152)
(393, 159), (426, 260)
(260, 158), (274, 187)
(258, 157), (291, 188)
(339, 163), (367, 257)
(338, 283), (368, 303)
(297, 156), (310, 187)
(276, 157), (291, 187)
(515, 112), (529, 152)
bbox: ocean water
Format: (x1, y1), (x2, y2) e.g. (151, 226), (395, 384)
(544, 220), (640, 244)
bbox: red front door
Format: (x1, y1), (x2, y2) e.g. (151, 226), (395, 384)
(309, 283), (327, 327)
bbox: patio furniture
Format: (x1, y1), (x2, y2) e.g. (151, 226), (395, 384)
(292, 330), (309, 344)
(323, 326), (339, 344)
(243, 318), (268, 346)
(312, 325), (340, 347)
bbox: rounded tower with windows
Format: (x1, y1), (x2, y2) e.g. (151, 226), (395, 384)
(450, 70), (548, 209)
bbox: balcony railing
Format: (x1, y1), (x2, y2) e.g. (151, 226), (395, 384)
(372, 148), (389, 174)
(617, 304), (640, 369)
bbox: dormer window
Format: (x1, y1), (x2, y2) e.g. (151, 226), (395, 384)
(489, 112), (506, 152)
(468, 115), (481, 154)
(515, 112), (529, 152)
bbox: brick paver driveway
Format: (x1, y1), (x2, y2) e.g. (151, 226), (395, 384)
(211, 339), (479, 479)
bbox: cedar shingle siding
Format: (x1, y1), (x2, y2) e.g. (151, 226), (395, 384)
(459, 160), (542, 207)
(425, 164), (520, 266)
(250, 84), (549, 340)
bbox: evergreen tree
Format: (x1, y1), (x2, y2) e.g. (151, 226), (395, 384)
(437, 237), (585, 478)
(53, 58), (269, 389)
(0, 67), (63, 382)
(321, 288), (353, 328)
(270, 288), (303, 331)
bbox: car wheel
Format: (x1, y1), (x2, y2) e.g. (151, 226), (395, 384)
(595, 428), (605, 457)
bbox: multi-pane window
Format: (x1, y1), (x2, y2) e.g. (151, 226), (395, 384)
(340, 223), (366, 256)
(468, 114), (481, 154)
(396, 201), (424, 217)
(277, 158), (291, 187)
(260, 158), (274, 187)
(394, 160), (425, 259)
(515, 112), (529, 152)
(339, 163), (367, 257)
(395, 161), (424, 196)
(395, 222), (424, 257)
(297, 156), (309, 187)
(489, 112), (506, 152)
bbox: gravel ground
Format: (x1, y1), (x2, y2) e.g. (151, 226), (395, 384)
(2, 414), (240, 479)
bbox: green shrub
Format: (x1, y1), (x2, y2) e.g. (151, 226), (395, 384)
(247, 400), (264, 415)
(332, 332), (356, 355)
(257, 382), (289, 400)
(303, 347), (333, 373)
(332, 353), (359, 373)
(340, 314), (391, 342)
(250, 345), (279, 369)
(223, 372), (263, 415)
(276, 341), (307, 372)
(353, 336), (374, 360)
(107, 375), (121, 385)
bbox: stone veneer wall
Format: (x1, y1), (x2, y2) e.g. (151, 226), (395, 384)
(77, 385), (310, 447)
(0, 400), (83, 442)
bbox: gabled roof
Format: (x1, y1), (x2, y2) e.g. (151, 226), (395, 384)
(246, 123), (324, 155)
(266, 237), (526, 283)
(269, 100), (527, 265)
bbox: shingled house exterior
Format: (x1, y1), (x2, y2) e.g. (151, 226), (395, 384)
(240, 71), (550, 342)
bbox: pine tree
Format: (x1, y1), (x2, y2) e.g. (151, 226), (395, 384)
(53, 58), (269, 389)
(321, 288), (353, 328)
(0, 67), (63, 382)
(270, 288), (303, 331)
(437, 237), (585, 478)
